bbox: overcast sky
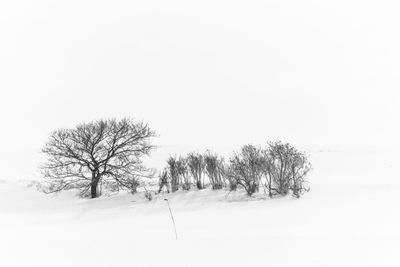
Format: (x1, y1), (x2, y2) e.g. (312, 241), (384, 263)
(1, 0), (399, 179)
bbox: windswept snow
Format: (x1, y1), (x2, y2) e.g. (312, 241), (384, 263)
(1, 151), (399, 267)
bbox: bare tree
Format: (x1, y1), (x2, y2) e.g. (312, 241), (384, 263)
(41, 118), (155, 198)
(186, 153), (205, 189)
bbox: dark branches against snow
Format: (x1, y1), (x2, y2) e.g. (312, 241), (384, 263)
(42, 118), (156, 198)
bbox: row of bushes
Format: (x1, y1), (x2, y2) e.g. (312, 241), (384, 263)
(158, 141), (312, 198)
(41, 118), (313, 200)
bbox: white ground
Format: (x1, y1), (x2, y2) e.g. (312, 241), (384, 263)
(1, 150), (399, 267)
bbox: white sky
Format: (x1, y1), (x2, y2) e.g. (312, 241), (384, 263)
(1, 0), (399, 179)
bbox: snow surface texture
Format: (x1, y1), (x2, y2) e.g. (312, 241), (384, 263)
(1, 150), (399, 267)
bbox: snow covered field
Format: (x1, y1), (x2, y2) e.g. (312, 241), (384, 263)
(1, 0), (400, 265)
(1, 150), (399, 267)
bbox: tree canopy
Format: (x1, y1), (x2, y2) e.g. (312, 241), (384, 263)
(42, 118), (156, 198)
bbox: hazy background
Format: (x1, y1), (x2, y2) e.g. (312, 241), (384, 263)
(1, 0), (399, 180)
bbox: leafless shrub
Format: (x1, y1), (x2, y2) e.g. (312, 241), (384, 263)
(204, 152), (224, 190)
(289, 152), (311, 198)
(158, 169), (170, 193)
(145, 190), (153, 201)
(229, 145), (264, 196)
(176, 157), (191, 190)
(186, 153), (205, 189)
(160, 142), (311, 199)
(126, 176), (141, 194)
(262, 141), (311, 198)
(220, 162), (237, 191)
(167, 157), (180, 193)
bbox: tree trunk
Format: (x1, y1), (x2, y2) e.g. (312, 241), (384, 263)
(91, 172), (100, 198)
(91, 181), (98, 198)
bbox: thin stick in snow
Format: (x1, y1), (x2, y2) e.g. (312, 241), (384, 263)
(164, 199), (178, 240)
